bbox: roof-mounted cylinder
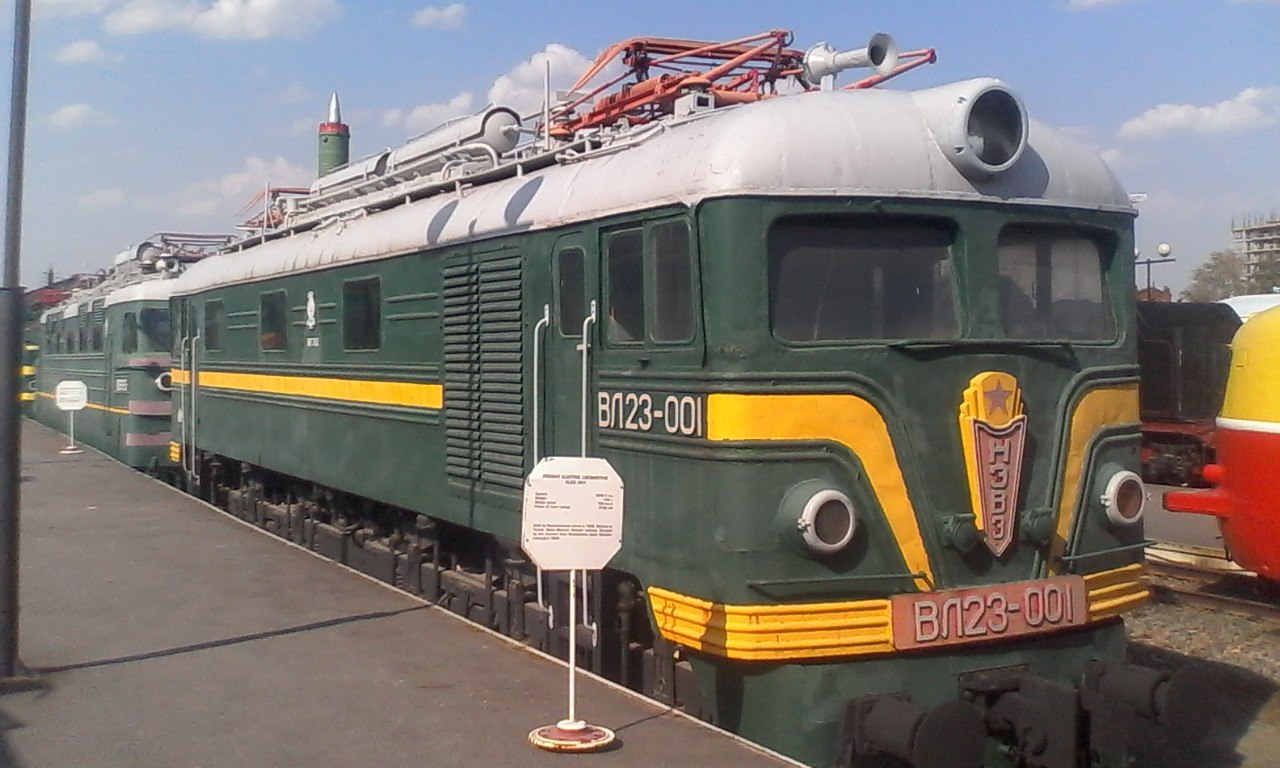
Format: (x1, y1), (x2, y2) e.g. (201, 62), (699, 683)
(318, 92), (351, 177)
(913, 77), (1028, 180)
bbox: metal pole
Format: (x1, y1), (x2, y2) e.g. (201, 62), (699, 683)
(0, 0), (34, 680)
(566, 569), (578, 726)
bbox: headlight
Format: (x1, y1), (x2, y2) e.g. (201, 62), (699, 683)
(1100, 469), (1146, 526)
(154, 371), (173, 392)
(777, 485), (856, 557)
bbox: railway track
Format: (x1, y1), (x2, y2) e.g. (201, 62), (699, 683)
(1145, 542), (1280, 621)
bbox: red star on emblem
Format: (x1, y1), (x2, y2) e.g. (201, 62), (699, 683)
(983, 381), (1012, 415)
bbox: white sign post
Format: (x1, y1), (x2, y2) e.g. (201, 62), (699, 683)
(522, 455), (624, 753)
(55, 380), (88, 455)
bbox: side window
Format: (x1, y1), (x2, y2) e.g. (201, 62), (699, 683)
(91, 324), (103, 352)
(556, 248), (585, 337)
(204, 300), (224, 351)
(606, 229), (645, 344)
(343, 278), (381, 350)
(260, 291), (288, 351)
(122, 313), (138, 353)
(652, 221), (694, 342)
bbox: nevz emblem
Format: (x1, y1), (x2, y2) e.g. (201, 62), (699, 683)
(959, 372), (1027, 557)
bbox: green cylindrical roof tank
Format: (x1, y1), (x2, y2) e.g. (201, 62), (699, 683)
(318, 92), (350, 177)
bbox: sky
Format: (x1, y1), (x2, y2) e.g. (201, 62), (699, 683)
(1, 0), (1278, 293)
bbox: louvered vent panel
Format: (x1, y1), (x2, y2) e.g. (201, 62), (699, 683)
(443, 260), (480, 486)
(443, 254), (525, 493)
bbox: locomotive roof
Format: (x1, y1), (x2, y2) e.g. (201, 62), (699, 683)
(175, 81), (1132, 295)
(39, 275), (179, 322)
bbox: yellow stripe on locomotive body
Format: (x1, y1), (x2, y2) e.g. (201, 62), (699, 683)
(33, 391), (130, 415)
(170, 369), (443, 410)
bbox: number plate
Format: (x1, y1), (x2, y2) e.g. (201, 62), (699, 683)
(891, 575), (1087, 650)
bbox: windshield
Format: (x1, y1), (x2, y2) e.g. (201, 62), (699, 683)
(769, 217), (958, 342)
(997, 226), (1114, 340)
(140, 308), (171, 353)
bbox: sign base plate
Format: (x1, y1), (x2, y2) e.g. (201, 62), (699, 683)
(528, 721), (616, 752)
(58, 446), (83, 455)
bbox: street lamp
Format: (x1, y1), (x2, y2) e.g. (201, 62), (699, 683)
(1138, 242), (1175, 295)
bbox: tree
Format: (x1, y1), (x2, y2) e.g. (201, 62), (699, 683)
(1180, 250), (1250, 302)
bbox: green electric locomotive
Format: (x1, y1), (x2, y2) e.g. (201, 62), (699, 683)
(32, 233), (230, 471)
(170, 30), (1185, 768)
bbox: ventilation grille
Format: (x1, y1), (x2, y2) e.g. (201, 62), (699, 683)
(443, 253), (525, 493)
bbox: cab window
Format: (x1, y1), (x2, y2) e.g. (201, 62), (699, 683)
(141, 308), (171, 352)
(997, 226), (1113, 340)
(770, 216), (958, 341)
(121, 313), (139, 353)
(606, 229), (645, 343)
(604, 218), (697, 347)
(652, 221), (694, 342)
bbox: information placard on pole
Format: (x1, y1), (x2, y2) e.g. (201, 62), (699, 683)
(55, 380), (87, 455)
(521, 456), (624, 753)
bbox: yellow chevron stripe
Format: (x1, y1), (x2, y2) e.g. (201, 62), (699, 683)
(1049, 384), (1140, 574)
(706, 393), (933, 590)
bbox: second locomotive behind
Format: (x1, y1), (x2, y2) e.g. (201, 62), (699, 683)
(32, 233), (230, 472)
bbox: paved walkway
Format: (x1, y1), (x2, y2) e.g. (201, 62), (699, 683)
(1, 421), (791, 768)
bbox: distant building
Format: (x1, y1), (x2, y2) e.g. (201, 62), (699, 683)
(1232, 213), (1280, 282)
(1136, 286), (1172, 302)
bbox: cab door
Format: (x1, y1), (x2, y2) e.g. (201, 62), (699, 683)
(541, 232), (600, 461)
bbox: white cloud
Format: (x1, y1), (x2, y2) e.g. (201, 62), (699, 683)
(175, 155), (310, 219)
(487, 43), (595, 115)
(55, 40), (118, 64)
(49, 103), (106, 128)
(412, 3), (465, 30)
(384, 92), (475, 133)
(77, 188), (126, 210)
(1118, 86), (1280, 139)
(1065, 0), (1136, 8)
(289, 116), (315, 136)
(380, 44), (594, 139)
(105, 0), (339, 40)
(1099, 147), (1124, 167)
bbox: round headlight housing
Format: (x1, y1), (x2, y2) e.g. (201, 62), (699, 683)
(797, 489), (858, 555)
(1100, 469), (1146, 526)
(154, 371), (173, 393)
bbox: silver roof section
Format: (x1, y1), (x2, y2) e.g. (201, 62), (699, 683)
(40, 232), (232, 321)
(176, 80), (1130, 296)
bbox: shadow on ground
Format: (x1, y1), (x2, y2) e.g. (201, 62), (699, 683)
(1127, 642), (1279, 767)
